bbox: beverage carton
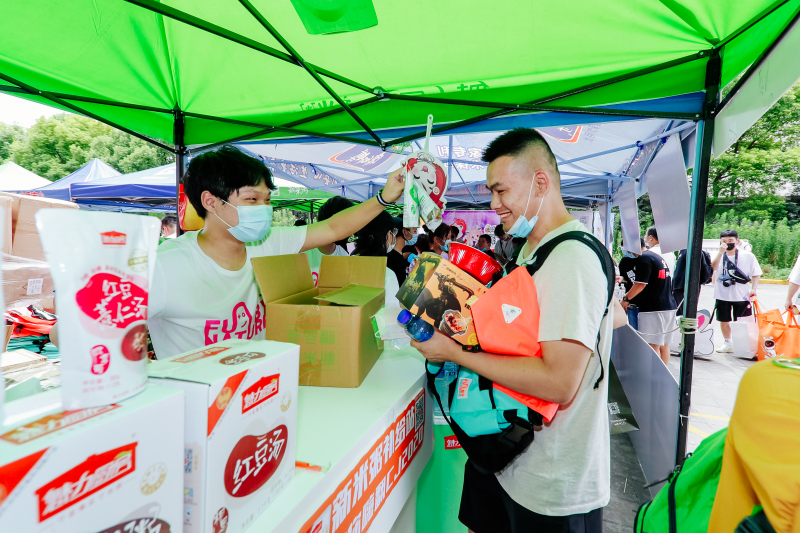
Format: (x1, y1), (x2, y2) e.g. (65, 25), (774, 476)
(0, 384), (184, 532)
(148, 339), (299, 533)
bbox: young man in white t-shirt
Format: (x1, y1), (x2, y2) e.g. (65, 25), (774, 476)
(711, 229), (762, 353)
(785, 253), (800, 312)
(411, 128), (611, 532)
(148, 146), (404, 359)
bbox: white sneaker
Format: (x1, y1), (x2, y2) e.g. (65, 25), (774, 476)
(716, 340), (734, 353)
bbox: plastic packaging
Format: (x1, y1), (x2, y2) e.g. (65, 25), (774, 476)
(397, 309), (435, 342)
(35, 210), (160, 409)
(402, 115), (449, 228)
(372, 306), (411, 348)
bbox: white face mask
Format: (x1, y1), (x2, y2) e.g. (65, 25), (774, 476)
(507, 177), (547, 238)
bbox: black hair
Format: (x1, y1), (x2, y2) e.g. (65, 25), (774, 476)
(294, 219), (308, 227)
(415, 234), (431, 254)
(482, 128), (560, 184)
(478, 234), (492, 247)
(720, 229), (739, 239)
(354, 210), (395, 257)
(450, 226), (460, 238)
(646, 226), (658, 241)
(494, 225), (505, 237)
(183, 146), (274, 219)
(161, 215), (178, 228)
(641, 236), (646, 248)
(318, 196), (356, 248)
(432, 223), (451, 244)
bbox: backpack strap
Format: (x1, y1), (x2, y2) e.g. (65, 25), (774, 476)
(523, 231), (616, 389)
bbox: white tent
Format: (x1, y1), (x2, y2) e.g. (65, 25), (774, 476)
(0, 161), (50, 190)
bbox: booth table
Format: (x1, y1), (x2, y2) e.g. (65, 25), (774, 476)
(253, 346), (432, 532)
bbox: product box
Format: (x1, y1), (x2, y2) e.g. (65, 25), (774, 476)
(2, 253), (54, 311)
(148, 339), (299, 533)
(11, 196), (79, 261)
(397, 252), (488, 345)
(0, 197), (13, 254)
(0, 384), (184, 533)
(253, 254), (386, 388)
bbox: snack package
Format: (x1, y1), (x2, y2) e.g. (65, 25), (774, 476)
(402, 115), (449, 228)
(396, 252), (487, 345)
(35, 210), (160, 409)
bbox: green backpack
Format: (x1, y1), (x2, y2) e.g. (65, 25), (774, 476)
(635, 428), (726, 533)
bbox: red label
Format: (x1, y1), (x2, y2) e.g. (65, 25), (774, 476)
(212, 507), (229, 533)
(121, 324), (148, 361)
(90, 345), (111, 375)
(223, 425), (288, 498)
(208, 371), (248, 436)
(97, 518), (171, 533)
(172, 346), (231, 363)
(219, 352), (266, 366)
(0, 449), (48, 505)
(1, 405), (119, 444)
(242, 374), (280, 413)
(75, 273), (148, 328)
(100, 231), (126, 246)
(444, 436), (462, 450)
(35, 442), (137, 522)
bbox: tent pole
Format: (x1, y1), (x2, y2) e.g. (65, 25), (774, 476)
(174, 109), (186, 237)
(604, 182), (613, 250)
(676, 48), (721, 467)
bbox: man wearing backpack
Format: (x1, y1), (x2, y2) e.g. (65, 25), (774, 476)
(672, 247), (714, 315)
(411, 128), (612, 532)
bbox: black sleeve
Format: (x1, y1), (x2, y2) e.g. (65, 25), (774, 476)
(635, 255), (652, 283)
(673, 250), (686, 284)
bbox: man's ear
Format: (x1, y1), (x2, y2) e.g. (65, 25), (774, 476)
(534, 169), (551, 197)
(201, 191), (218, 216)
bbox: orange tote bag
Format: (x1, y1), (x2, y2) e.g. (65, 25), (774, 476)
(757, 311), (800, 361)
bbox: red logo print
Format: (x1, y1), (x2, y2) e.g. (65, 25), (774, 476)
(241, 375), (280, 413)
(444, 436), (462, 450)
(212, 507), (229, 533)
(35, 442), (137, 521)
(223, 426), (287, 497)
(97, 519), (171, 533)
(76, 273), (148, 328)
(90, 345), (111, 375)
(100, 231), (126, 246)
(1, 406), (119, 444)
(204, 301), (265, 345)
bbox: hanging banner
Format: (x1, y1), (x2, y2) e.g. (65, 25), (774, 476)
(300, 390), (426, 533)
(442, 210), (501, 248)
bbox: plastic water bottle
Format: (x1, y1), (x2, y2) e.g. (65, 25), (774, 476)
(397, 309), (434, 342)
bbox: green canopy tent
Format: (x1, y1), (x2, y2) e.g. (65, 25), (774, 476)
(3, 0), (800, 468)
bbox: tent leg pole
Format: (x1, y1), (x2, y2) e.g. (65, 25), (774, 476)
(604, 181), (613, 250)
(676, 49), (720, 467)
(174, 109), (186, 237)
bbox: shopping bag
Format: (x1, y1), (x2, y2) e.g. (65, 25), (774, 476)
(607, 359), (638, 435)
(753, 299), (782, 329)
(730, 315), (758, 359)
(757, 311), (800, 361)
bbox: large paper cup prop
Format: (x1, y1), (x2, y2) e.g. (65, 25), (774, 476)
(402, 115), (449, 228)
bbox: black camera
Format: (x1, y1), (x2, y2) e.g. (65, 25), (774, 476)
(719, 274), (734, 287)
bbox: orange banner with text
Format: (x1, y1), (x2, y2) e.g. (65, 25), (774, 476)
(301, 389), (426, 533)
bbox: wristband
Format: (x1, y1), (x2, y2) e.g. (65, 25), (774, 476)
(376, 188), (395, 206)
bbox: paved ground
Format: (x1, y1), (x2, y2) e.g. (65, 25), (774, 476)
(604, 283), (789, 532)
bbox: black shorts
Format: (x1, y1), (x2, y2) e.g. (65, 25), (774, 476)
(715, 300), (752, 322)
(459, 460), (604, 533)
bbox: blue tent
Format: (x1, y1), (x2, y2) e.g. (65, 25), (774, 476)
(12, 158), (120, 201)
(70, 163), (176, 210)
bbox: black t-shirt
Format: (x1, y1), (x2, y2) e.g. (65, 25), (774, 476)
(620, 251), (677, 312)
(387, 249), (408, 286)
(618, 256), (637, 292)
(401, 244), (417, 255)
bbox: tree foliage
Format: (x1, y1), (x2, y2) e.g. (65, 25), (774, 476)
(0, 114), (173, 181)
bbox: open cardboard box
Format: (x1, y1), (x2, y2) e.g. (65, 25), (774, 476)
(253, 254), (386, 388)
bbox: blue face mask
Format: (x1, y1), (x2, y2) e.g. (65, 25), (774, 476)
(442, 239), (452, 252)
(507, 177), (547, 238)
(406, 233), (418, 246)
(623, 251), (635, 259)
(215, 200), (273, 243)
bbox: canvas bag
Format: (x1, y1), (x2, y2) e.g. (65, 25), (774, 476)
(757, 311), (800, 361)
(731, 314), (759, 359)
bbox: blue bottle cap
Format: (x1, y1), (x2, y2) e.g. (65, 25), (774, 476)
(397, 309), (412, 324)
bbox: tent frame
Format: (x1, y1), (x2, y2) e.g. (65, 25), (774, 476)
(3, 0), (799, 471)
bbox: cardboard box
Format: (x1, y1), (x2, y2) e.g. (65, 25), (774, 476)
(0, 192), (24, 237)
(0, 384), (184, 533)
(397, 252), (488, 345)
(11, 198), (79, 262)
(0, 197), (12, 255)
(148, 339), (300, 533)
(2, 253), (54, 311)
(253, 254), (386, 388)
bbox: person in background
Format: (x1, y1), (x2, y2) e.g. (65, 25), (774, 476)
(352, 210), (401, 306)
(476, 234), (492, 254)
(430, 223), (452, 258)
(786, 252), (800, 312)
(494, 224), (515, 264)
(450, 225), (461, 244)
(672, 247), (714, 316)
(387, 217), (408, 285)
(618, 238), (642, 330)
(645, 226), (675, 275)
(400, 227), (419, 257)
(161, 215), (178, 238)
(712, 229), (762, 353)
(620, 235), (677, 365)
(317, 196), (355, 256)
(413, 234), (431, 255)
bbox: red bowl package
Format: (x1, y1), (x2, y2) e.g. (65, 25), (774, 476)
(448, 243), (503, 285)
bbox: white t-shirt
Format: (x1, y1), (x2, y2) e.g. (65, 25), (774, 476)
(384, 267), (400, 308)
(496, 219), (612, 516)
(305, 245), (349, 287)
(148, 226), (306, 359)
(789, 254), (800, 285)
(713, 249), (763, 302)
(650, 244), (675, 277)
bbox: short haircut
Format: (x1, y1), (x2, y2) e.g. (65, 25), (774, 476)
(482, 128), (560, 185)
(415, 234), (431, 253)
(433, 223), (451, 242)
(450, 226), (460, 238)
(720, 229), (739, 239)
(318, 196), (355, 221)
(646, 226), (658, 241)
(161, 215), (177, 228)
(478, 234), (492, 246)
(183, 146), (274, 219)
(294, 219), (307, 227)
(494, 225), (505, 237)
